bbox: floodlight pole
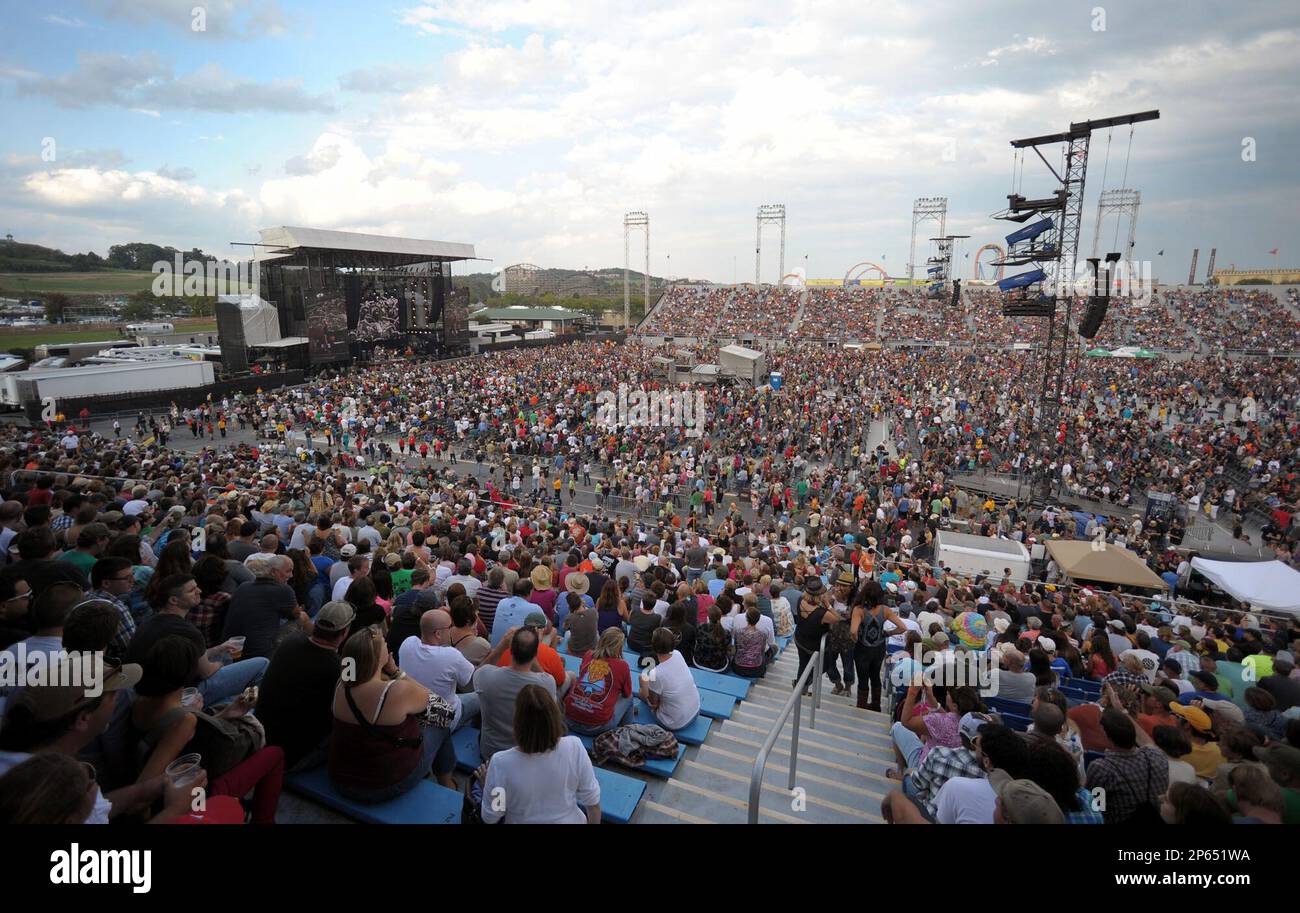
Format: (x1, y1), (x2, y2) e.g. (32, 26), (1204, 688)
(756, 204), (786, 287)
(623, 211), (649, 329)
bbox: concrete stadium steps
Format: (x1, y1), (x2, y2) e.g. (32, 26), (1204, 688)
(628, 645), (893, 824)
(789, 286), (809, 334)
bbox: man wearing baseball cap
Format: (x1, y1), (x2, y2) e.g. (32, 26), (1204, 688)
(1135, 683), (1178, 737)
(1169, 702), (1225, 779)
(0, 661), (193, 822)
(990, 769), (1065, 824)
(256, 600), (355, 771)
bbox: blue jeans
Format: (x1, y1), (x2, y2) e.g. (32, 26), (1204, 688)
(335, 724), (455, 804)
(454, 692), (481, 732)
(198, 656), (268, 705)
(891, 721), (924, 771)
(566, 696), (633, 736)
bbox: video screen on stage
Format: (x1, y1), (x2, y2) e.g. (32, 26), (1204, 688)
(345, 276), (404, 344)
(444, 287), (469, 344)
(305, 289), (349, 362)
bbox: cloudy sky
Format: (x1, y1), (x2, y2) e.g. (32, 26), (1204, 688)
(1, 0), (1296, 284)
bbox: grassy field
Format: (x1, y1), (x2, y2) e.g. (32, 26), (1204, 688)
(0, 270), (160, 296)
(0, 318), (218, 352)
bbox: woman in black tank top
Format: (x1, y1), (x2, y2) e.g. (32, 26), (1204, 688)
(849, 580), (909, 711)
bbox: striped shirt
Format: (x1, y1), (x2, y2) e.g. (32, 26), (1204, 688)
(475, 586), (509, 631)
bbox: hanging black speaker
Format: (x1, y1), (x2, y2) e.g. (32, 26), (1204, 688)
(429, 274), (445, 324)
(1077, 295), (1109, 339)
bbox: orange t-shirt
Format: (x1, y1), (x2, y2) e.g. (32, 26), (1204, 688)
(497, 642), (566, 689)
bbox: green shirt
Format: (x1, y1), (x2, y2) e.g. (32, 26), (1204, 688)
(391, 569), (414, 596)
(1226, 787), (1300, 825)
(59, 550), (97, 576)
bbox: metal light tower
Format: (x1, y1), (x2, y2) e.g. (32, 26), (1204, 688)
(1204, 248), (1217, 285)
(1001, 109), (1159, 503)
(908, 197), (947, 281)
(1091, 189), (1141, 260)
(623, 211), (649, 329)
(755, 204), (786, 287)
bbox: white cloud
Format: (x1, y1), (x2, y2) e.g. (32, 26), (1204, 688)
(981, 35), (1057, 66)
(44, 14), (89, 28)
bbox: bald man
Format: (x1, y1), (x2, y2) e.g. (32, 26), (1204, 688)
(397, 608), (480, 730)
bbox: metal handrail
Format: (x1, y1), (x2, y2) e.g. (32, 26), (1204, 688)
(747, 631), (826, 825)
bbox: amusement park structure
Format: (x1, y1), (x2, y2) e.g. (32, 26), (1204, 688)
(842, 261), (891, 284)
(973, 244), (1006, 280)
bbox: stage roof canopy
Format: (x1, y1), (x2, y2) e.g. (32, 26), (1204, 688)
(255, 226), (477, 262)
(1045, 539), (1169, 589)
(253, 336), (309, 349)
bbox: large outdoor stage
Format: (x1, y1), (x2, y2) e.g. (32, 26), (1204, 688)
(251, 226), (480, 369)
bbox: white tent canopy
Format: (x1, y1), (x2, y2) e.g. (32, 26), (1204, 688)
(1189, 558), (1300, 615)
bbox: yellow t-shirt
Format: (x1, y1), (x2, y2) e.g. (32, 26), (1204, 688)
(1185, 741), (1226, 780)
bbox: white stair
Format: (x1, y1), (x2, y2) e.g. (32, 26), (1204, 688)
(631, 646), (895, 823)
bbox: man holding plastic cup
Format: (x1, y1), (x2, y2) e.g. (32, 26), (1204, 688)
(125, 573), (268, 706)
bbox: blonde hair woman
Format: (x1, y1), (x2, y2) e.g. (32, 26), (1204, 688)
(564, 628), (634, 736)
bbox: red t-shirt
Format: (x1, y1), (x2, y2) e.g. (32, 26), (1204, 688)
(564, 651), (632, 727)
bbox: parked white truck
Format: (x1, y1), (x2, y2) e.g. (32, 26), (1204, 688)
(0, 359), (215, 409)
(934, 530), (1032, 587)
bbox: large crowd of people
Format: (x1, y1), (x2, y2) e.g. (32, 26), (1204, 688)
(0, 325), (1295, 825)
(639, 283), (1300, 356)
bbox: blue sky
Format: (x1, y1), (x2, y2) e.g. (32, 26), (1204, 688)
(1, 0), (1297, 284)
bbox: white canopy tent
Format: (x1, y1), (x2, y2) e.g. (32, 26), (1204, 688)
(1189, 558), (1300, 615)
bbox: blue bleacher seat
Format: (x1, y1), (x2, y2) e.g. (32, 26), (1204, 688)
(450, 725), (645, 823)
(575, 734), (684, 778)
(697, 688), (737, 720)
(630, 698), (712, 744)
(1083, 751), (1105, 771)
(985, 696), (1033, 717)
(1001, 712), (1032, 733)
(285, 766), (462, 824)
(590, 768), (646, 824)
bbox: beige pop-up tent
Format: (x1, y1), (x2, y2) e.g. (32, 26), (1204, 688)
(1045, 540), (1169, 590)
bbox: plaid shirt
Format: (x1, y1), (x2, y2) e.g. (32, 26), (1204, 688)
(911, 745), (984, 817)
(1067, 788), (1105, 824)
(88, 589), (135, 659)
(1084, 746), (1168, 823)
(187, 591), (231, 648)
(1103, 669), (1146, 693)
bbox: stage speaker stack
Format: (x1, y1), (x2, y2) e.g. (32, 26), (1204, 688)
(1077, 296), (1109, 339)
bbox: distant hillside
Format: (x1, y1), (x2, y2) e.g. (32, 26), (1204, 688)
(0, 236), (222, 273)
